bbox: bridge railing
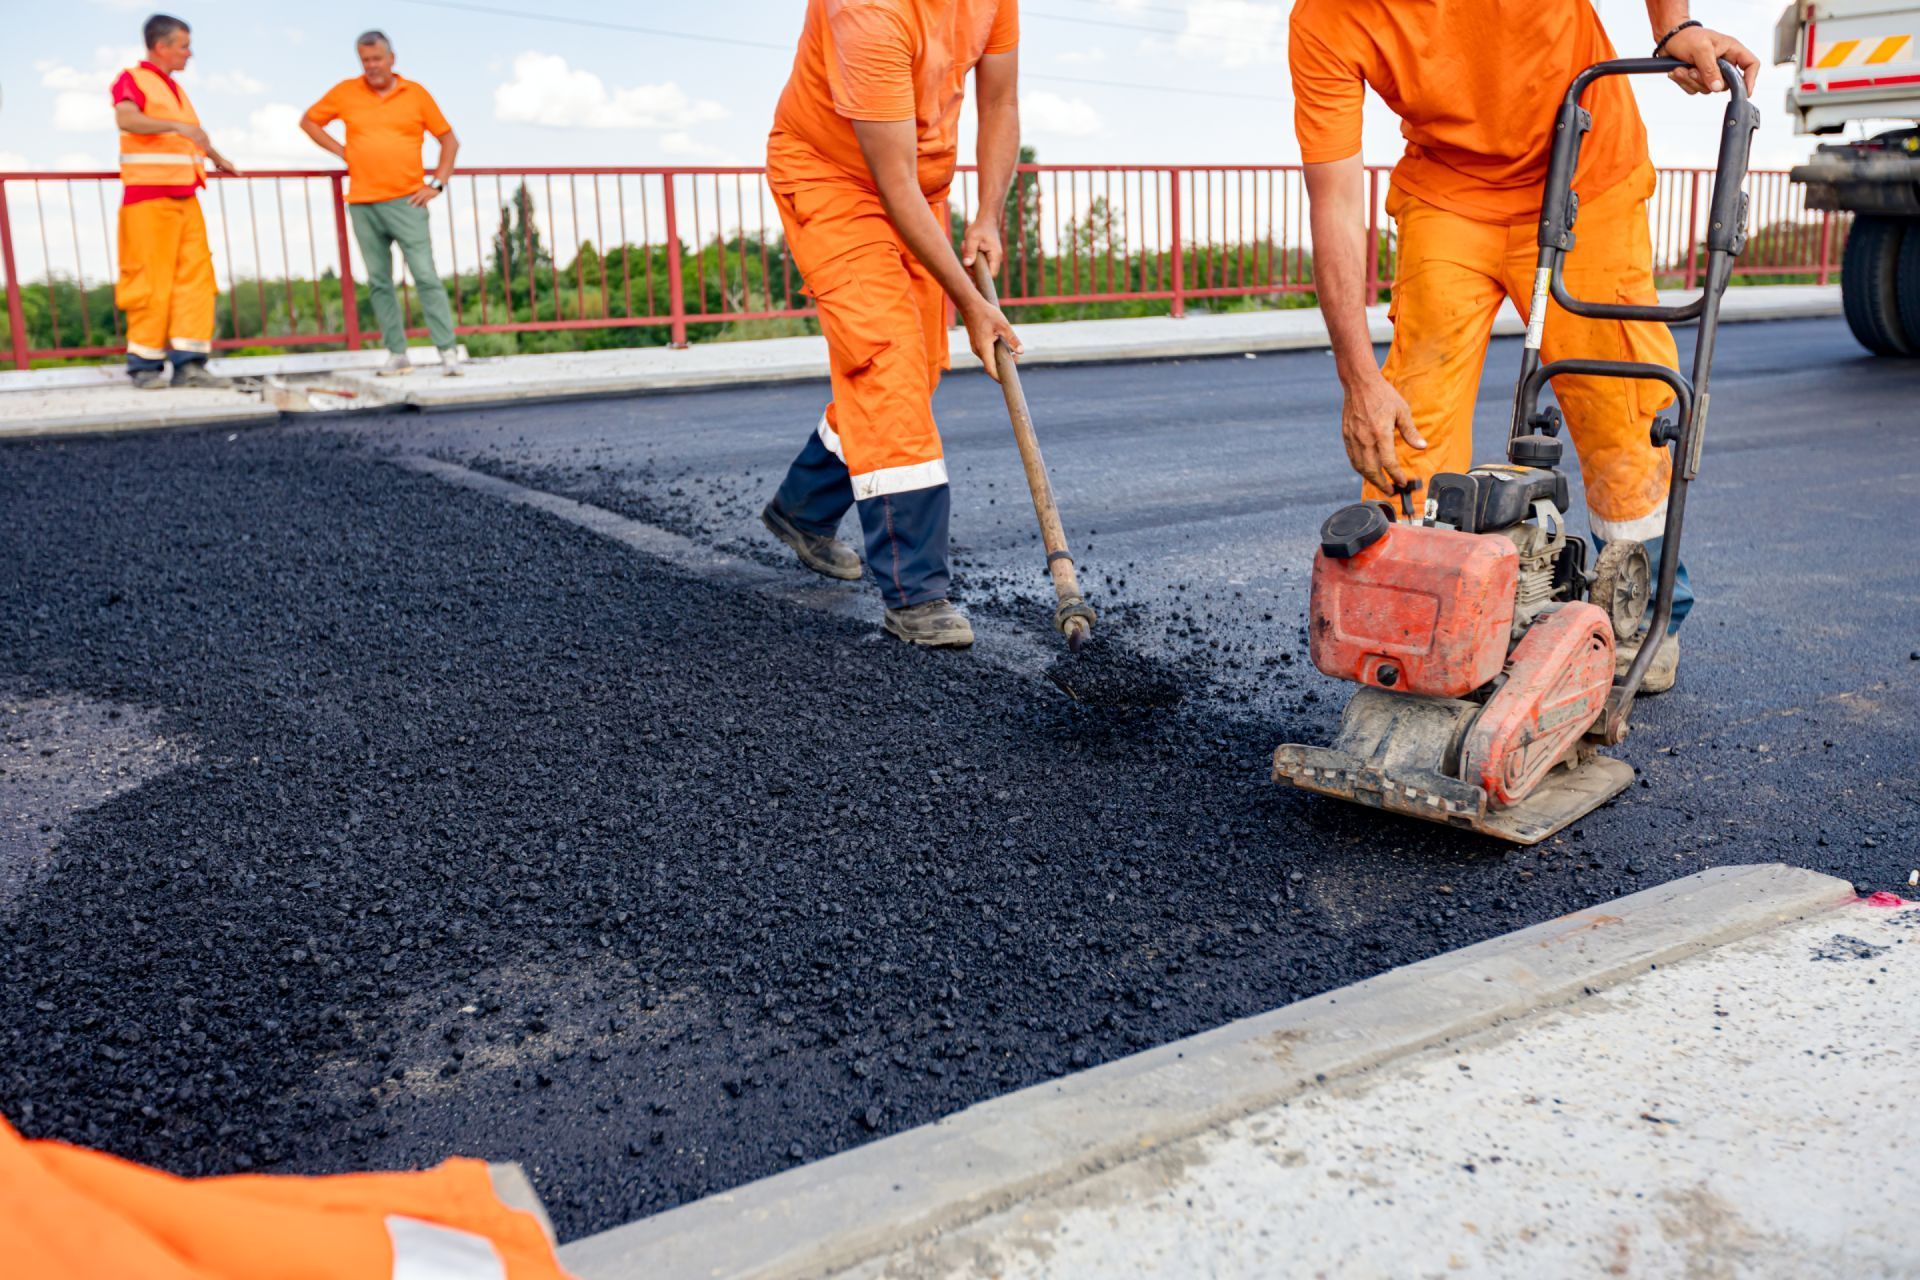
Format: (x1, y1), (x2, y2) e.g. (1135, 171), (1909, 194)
(0, 164), (1844, 369)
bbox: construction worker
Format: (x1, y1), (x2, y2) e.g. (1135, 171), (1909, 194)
(3, 1113), (568, 1278)
(758, 0), (1024, 648)
(1291, 2), (1760, 692)
(301, 31), (462, 376)
(110, 13), (239, 390)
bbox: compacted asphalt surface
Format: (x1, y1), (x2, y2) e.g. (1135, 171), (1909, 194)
(2, 315), (1916, 1240)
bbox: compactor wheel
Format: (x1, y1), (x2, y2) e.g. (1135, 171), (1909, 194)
(1591, 539), (1651, 641)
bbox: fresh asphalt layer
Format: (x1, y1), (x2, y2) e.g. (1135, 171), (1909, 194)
(1, 315), (1915, 1243)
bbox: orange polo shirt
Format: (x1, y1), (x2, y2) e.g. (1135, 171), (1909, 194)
(305, 75), (452, 205)
(768, 0), (1019, 197)
(1289, 0), (1652, 225)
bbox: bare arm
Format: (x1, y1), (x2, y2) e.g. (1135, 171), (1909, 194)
(962, 49), (1019, 272)
(300, 116), (348, 162)
(408, 130), (459, 207)
(852, 117), (1023, 379)
(115, 99), (239, 175)
(1643, 1), (1760, 95)
(1304, 155), (1422, 492)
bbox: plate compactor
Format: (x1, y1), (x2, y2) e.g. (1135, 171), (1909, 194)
(1273, 58), (1758, 845)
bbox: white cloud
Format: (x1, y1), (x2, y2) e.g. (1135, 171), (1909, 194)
(1056, 47), (1107, 65)
(202, 70), (266, 96)
(659, 131), (734, 161)
(1022, 91), (1103, 138)
(40, 48), (147, 133)
(56, 152), (106, 171)
(0, 152), (27, 171)
(1152, 0), (1286, 68)
(493, 52), (727, 131)
(215, 103), (316, 166)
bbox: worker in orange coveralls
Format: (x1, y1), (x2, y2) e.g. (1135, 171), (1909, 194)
(758, 0), (1025, 649)
(1290, 1), (1760, 692)
(111, 13), (240, 391)
(2, 1114), (570, 1279)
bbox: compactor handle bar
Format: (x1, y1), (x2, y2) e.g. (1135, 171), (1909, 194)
(1506, 58), (1759, 738)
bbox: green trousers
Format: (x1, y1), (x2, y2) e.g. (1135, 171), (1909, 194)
(349, 197), (455, 354)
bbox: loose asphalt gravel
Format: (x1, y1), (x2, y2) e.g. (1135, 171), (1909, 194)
(2, 329), (1917, 1242)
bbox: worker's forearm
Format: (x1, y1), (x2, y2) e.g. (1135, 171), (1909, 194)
(432, 134), (459, 185)
(1644, 0), (1690, 38)
(300, 120), (347, 160)
(1308, 204), (1379, 384)
(116, 109), (181, 136)
(973, 102), (1020, 219)
(877, 177), (980, 309)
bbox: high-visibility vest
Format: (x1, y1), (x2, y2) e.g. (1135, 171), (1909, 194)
(119, 65), (205, 188)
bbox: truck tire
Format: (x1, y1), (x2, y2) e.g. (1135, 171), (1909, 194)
(1898, 224), (1920, 349)
(1841, 216), (1913, 356)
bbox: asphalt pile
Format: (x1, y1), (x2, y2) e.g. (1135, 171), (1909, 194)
(1, 427), (1909, 1242)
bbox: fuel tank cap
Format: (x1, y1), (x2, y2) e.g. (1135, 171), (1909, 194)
(1320, 502), (1392, 559)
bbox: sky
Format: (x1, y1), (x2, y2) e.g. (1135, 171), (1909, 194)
(3, 0), (1833, 176)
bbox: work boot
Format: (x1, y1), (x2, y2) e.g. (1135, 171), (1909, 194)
(129, 368), (169, 391)
(376, 351), (414, 377)
(171, 362), (232, 390)
(883, 599), (975, 649)
(1616, 630), (1680, 695)
(761, 502), (862, 581)
(438, 347), (465, 377)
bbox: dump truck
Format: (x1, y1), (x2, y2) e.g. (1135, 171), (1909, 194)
(1776, 0), (1920, 353)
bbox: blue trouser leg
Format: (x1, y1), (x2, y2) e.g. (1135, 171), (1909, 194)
(772, 429), (855, 536)
(1593, 533), (1692, 634)
(857, 485), (951, 610)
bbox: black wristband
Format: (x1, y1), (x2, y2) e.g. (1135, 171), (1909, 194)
(1653, 19), (1702, 57)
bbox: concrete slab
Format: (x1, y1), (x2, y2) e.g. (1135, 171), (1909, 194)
(843, 892), (1919, 1280)
(0, 384), (279, 437)
(557, 863), (1855, 1280)
(0, 345), (462, 394)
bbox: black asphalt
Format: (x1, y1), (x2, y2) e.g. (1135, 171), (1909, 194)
(2, 315), (1916, 1242)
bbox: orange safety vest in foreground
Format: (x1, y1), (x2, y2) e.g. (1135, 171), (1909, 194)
(119, 64), (206, 189)
(2, 1116), (572, 1280)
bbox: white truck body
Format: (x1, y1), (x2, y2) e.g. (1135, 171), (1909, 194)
(1776, 0), (1920, 132)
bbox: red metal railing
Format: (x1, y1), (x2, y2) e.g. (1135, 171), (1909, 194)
(0, 164), (1845, 370)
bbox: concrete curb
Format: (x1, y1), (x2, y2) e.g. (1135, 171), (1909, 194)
(558, 863), (1853, 1280)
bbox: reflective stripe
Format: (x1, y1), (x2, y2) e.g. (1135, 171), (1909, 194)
(850, 457), (948, 500)
(386, 1216), (506, 1280)
(119, 154), (199, 166)
(815, 412), (844, 462)
(127, 341), (167, 359)
(1589, 504), (1669, 543)
(169, 336), (212, 353)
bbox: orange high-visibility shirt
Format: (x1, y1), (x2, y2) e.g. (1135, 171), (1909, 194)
(1289, 0), (1651, 224)
(305, 76), (452, 205)
(768, 0), (1019, 197)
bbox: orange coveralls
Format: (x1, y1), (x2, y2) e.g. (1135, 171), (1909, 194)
(1290, 0), (1693, 625)
(765, 0), (1019, 608)
(2, 1115), (569, 1279)
(111, 63), (218, 372)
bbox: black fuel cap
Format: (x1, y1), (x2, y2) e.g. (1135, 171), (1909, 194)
(1509, 433), (1563, 467)
(1320, 502), (1391, 559)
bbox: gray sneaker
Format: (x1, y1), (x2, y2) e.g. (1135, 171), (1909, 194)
(761, 503), (862, 581)
(130, 368), (169, 391)
(1616, 630), (1679, 695)
(438, 347), (465, 377)
(376, 351), (415, 377)
(883, 599), (975, 649)
(171, 362), (232, 389)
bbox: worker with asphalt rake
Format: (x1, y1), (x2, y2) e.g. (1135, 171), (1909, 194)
(757, 0), (1025, 650)
(1289, 0), (1761, 694)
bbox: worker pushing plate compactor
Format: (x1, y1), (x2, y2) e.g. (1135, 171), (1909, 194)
(1273, 58), (1759, 845)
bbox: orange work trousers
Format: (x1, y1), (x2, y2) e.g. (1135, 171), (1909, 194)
(3, 1116), (569, 1279)
(116, 196), (217, 366)
(770, 178), (950, 493)
(1374, 170), (1680, 543)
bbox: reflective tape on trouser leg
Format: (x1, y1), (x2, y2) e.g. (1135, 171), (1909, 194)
(857, 484), (951, 609)
(773, 418), (856, 536)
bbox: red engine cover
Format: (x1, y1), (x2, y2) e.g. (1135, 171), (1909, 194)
(1464, 602), (1615, 806)
(1308, 523), (1519, 698)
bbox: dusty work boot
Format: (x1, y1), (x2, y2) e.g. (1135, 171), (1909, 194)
(129, 368), (169, 391)
(376, 351), (414, 377)
(171, 362), (232, 390)
(438, 347), (465, 377)
(1616, 630), (1680, 695)
(883, 599), (975, 649)
(761, 502), (862, 581)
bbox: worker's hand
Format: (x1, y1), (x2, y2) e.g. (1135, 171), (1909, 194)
(963, 298), (1022, 383)
(1664, 25), (1760, 96)
(960, 215), (1004, 275)
(175, 123), (213, 154)
(1340, 368), (1425, 492)
(209, 151), (242, 178)
(407, 184), (441, 208)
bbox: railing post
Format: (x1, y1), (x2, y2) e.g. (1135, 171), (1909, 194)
(1169, 168), (1184, 319)
(1364, 168), (1381, 304)
(1683, 170), (1704, 291)
(1816, 211), (1834, 285)
(662, 173), (688, 348)
(0, 180), (30, 370)
(330, 174), (361, 351)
